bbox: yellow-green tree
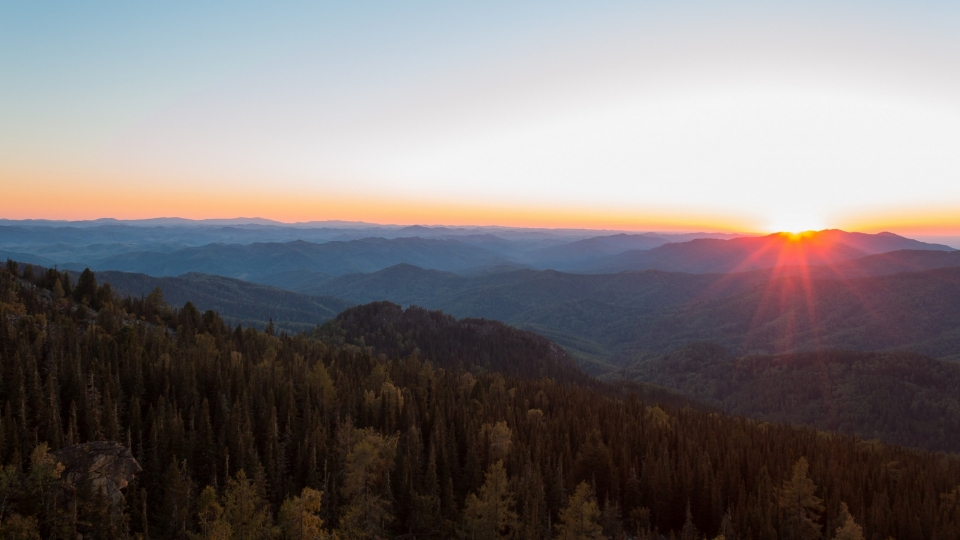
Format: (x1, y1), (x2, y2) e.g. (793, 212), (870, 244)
(338, 428), (398, 540)
(279, 487), (328, 540)
(778, 457), (823, 540)
(192, 485), (232, 540)
(462, 460), (518, 540)
(555, 482), (604, 540)
(223, 470), (271, 540)
(834, 502), (864, 540)
(26, 444), (65, 535)
(0, 514), (41, 539)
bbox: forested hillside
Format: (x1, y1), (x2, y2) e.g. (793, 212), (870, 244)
(643, 266), (960, 359)
(3, 260), (960, 539)
(92, 269), (351, 333)
(313, 301), (589, 385)
(626, 343), (960, 452)
(299, 263), (960, 369)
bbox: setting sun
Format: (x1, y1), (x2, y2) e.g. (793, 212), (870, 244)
(767, 215), (825, 235)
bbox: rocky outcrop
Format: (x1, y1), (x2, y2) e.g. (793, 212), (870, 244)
(52, 441), (141, 503)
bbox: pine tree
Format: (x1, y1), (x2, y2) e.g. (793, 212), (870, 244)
(555, 481), (605, 540)
(223, 470), (271, 540)
(25, 443), (63, 532)
(194, 485), (232, 540)
(834, 502), (864, 540)
(680, 503), (700, 540)
(0, 513), (41, 539)
(162, 459), (193, 539)
(338, 428), (398, 540)
(51, 279), (64, 300)
(778, 457), (823, 540)
(278, 487), (328, 540)
(462, 460), (518, 540)
(74, 269), (98, 307)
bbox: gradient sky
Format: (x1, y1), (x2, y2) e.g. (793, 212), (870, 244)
(2, 1), (960, 233)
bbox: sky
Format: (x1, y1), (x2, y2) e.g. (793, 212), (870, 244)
(2, 1), (960, 233)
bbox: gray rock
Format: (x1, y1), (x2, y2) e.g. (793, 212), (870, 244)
(53, 441), (142, 503)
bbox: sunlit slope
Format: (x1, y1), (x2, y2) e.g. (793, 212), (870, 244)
(627, 343), (960, 452)
(643, 266), (960, 358)
(806, 249), (960, 278)
(581, 230), (953, 274)
(306, 263), (960, 365)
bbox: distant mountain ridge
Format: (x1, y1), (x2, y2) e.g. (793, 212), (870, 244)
(92, 270), (352, 332)
(583, 230), (953, 274)
(523, 233), (668, 269)
(90, 237), (510, 280)
(2, 222), (952, 278)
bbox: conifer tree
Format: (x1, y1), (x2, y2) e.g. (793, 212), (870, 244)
(555, 481), (605, 540)
(74, 269), (98, 307)
(223, 470), (271, 540)
(778, 457), (823, 540)
(680, 504), (700, 540)
(834, 502), (864, 540)
(0, 513), (41, 539)
(278, 487), (327, 540)
(462, 460), (518, 540)
(194, 485), (229, 540)
(51, 279), (64, 300)
(162, 459), (194, 539)
(338, 429), (398, 540)
(25, 443), (63, 532)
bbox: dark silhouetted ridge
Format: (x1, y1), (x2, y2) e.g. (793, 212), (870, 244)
(314, 301), (589, 384)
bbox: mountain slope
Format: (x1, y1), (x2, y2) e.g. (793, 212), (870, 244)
(628, 343), (960, 452)
(94, 270), (352, 332)
(640, 266), (960, 358)
(6, 264), (960, 539)
(523, 233), (667, 269)
(808, 248), (960, 278)
(314, 301), (590, 384)
(298, 263), (960, 367)
(584, 230), (952, 274)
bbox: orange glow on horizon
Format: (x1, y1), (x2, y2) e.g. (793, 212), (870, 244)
(2, 167), (959, 235)
(0, 168), (758, 233)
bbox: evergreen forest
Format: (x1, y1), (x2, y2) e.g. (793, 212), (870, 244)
(2, 261), (960, 539)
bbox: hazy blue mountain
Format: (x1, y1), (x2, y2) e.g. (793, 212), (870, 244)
(0, 249), (56, 267)
(89, 237), (510, 280)
(299, 264), (768, 372)
(94, 270), (352, 333)
(522, 233), (668, 269)
(0, 219), (757, 272)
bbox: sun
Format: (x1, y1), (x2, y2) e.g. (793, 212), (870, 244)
(767, 214), (825, 235)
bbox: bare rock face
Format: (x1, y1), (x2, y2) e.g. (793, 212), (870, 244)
(52, 441), (142, 503)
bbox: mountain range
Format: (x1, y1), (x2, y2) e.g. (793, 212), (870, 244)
(292, 252), (960, 371)
(581, 230), (953, 273)
(8, 226), (960, 375)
